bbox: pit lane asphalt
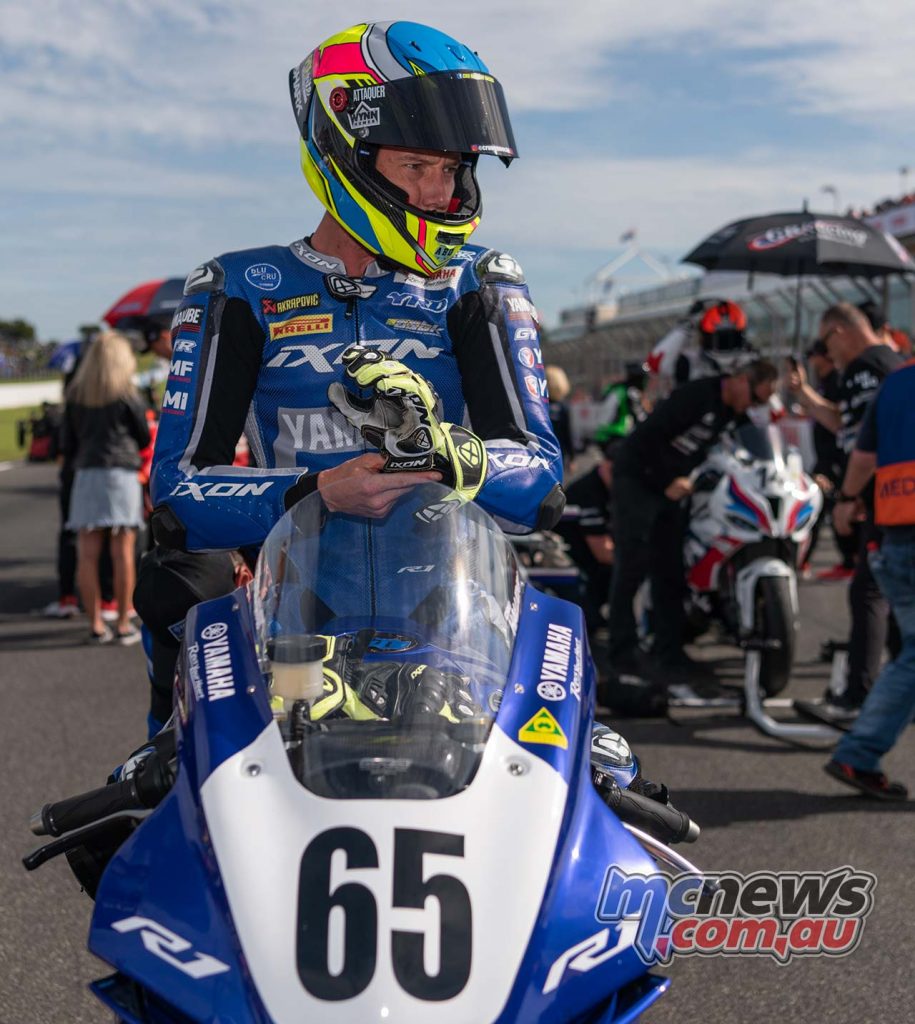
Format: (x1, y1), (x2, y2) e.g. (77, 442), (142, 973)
(0, 461), (911, 1024)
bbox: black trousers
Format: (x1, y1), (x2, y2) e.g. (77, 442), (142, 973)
(607, 475), (686, 665)
(845, 518), (900, 703)
(134, 546), (240, 725)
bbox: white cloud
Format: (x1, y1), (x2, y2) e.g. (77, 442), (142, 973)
(3, 0), (914, 338)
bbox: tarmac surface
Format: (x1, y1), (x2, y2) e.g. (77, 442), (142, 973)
(1, 461), (912, 1024)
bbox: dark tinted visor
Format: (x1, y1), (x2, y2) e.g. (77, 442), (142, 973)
(336, 72), (517, 161)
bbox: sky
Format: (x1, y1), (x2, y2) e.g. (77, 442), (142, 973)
(3, 0), (914, 341)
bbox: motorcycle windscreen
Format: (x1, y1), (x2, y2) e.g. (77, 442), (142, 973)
(253, 483), (523, 800)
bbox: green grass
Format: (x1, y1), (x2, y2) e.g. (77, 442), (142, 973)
(0, 405), (38, 462)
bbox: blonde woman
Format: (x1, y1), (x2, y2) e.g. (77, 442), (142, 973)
(62, 331), (150, 643)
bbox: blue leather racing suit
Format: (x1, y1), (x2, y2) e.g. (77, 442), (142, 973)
(150, 239), (564, 551)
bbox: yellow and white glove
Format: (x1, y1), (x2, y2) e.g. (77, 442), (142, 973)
(328, 345), (488, 505)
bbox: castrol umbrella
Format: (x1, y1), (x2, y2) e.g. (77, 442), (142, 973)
(102, 277), (186, 331)
(682, 211), (915, 278)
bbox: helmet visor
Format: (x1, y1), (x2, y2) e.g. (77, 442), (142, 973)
(334, 72), (518, 161)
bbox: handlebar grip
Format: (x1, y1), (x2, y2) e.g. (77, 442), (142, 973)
(31, 754), (173, 837)
(606, 782), (700, 844)
(32, 778), (141, 837)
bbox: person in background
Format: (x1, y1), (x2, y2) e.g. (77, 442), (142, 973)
(62, 332), (150, 644)
(44, 334), (116, 620)
(788, 303), (902, 725)
(824, 359), (915, 800)
(803, 338), (857, 580)
(545, 365), (575, 471)
(593, 362), (647, 443)
(556, 439), (620, 634)
(607, 360), (779, 698)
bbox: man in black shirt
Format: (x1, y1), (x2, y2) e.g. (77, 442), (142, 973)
(805, 339), (856, 577)
(788, 302), (903, 722)
(607, 360), (779, 685)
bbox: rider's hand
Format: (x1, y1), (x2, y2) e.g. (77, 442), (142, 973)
(329, 345), (488, 506)
(328, 346), (444, 470)
(317, 453), (440, 517)
(664, 476), (693, 501)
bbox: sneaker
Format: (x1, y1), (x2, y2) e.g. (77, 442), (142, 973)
(115, 625), (142, 646)
(795, 697), (861, 730)
(101, 601), (138, 623)
(87, 626), (114, 645)
(816, 564), (855, 582)
(43, 595), (80, 618)
(824, 760), (908, 801)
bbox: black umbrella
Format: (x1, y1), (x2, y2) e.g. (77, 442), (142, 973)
(683, 211), (914, 349)
(683, 211), (914, 277)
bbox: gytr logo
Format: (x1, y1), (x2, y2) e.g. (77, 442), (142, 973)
(593, 867), (876, 965)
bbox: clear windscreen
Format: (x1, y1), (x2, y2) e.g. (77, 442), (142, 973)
(734, 422), (784, 467)
(253, 483), (523, 799)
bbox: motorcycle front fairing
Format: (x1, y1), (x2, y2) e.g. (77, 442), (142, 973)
(685, 425), (821, 595)
(88, 485), (664, 1023)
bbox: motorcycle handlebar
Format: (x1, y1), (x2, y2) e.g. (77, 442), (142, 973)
(604, 780), (700, 845)
(31, 754), (173, 838)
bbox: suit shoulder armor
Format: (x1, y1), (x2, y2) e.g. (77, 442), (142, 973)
(475, 249), (526, 285)
(183, 258), (226, 295)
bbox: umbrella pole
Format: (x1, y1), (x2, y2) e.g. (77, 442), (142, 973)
(793, 271), (803, 354)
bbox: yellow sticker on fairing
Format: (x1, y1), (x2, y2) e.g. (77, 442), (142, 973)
(518, 707), (568, 749)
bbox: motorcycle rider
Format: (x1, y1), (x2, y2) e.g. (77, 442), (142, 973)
(135, 20), (564, 735)
(605, 358), (779, 703)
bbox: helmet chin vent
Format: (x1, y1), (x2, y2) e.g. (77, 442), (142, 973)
(436, 231), (465, 248)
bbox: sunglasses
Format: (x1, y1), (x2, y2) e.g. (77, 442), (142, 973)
(817, 325), (840, 347)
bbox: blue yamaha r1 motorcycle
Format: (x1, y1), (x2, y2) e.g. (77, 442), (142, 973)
(26, 483), (701, 1023)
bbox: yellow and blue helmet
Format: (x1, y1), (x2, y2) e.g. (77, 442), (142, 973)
(289, 21), (517, 276)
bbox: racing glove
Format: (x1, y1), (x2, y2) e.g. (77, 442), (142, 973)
(328, 345), (488, 506)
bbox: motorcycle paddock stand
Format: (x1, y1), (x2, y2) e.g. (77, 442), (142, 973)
(667, 640), (843, 745)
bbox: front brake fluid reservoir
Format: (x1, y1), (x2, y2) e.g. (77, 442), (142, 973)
(270, 635), (326, 715)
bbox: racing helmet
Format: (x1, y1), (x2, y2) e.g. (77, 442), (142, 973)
(698, 300), (748, 353)
(289, 21), (518, 275)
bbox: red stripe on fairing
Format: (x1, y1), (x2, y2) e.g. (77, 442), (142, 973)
(787, 500), (805, 531)
(689, 548), (727, 591)
(729, 477), (771, 532)
(313, 42), (380, 81)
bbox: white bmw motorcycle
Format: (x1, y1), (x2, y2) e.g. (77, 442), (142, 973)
(678, 423), (837, 740)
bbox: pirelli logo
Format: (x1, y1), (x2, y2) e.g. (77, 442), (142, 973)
(268, 314), (333, 341)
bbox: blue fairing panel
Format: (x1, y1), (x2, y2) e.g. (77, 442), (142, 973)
(89, 772), (271, 1023)
(492, 587), (665, 1022)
